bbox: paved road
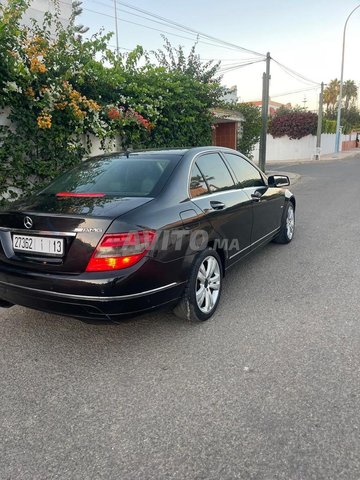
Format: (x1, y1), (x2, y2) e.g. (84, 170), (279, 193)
(1, 154), (360, 480)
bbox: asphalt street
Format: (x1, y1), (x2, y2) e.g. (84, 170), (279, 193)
(1, 153), (360, 480)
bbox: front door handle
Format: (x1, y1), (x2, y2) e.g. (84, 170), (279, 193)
(251, 191), (262, 202)
(210, 200), (226, 210)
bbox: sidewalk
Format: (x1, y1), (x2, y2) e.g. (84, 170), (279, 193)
(267, 148), (360, 166)
(265, 148), (360, 186)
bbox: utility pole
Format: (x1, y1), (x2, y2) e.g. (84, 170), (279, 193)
(259, 52), (271, 173)
(114, 0), (120, 57)
(315, 82), (324, 160)
(335, 3), (360, 153)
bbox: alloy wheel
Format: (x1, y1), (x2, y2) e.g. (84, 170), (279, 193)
(196, 256), (221, 314)
(286, 205), (295, 239)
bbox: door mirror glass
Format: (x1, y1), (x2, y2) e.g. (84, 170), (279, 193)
(267, 175), (290, 187)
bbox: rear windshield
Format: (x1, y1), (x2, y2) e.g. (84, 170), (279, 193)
(40, 154), (181, 197)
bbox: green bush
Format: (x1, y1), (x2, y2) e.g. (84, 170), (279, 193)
(322, 118), (336, 134)
(0, 1), (221, 202)
(236, 103), (261, 159)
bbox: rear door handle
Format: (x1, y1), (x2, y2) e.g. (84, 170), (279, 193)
(251, 192), (262, 202)
(210, 200), (226, 210)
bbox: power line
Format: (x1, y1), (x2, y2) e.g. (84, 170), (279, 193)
(84, 0), (320, 91)
(77, 1), (321, 98)
(84, 0), (266, 57)
(270, 86), (320, 99)
(80, 4), (263, 54)
(218, 59), (265, 73)
(81, 6), (204, 43)
(271, 58), (321, 86)
(87, 0), (204, 37)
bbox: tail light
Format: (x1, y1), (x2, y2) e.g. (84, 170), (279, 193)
(86, 230), (156, 272)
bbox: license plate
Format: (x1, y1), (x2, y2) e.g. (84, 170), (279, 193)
(12, 235), (64, 256)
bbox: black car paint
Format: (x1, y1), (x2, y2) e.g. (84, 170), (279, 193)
(0, 147), (295, 322)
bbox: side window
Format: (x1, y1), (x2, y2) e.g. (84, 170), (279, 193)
(189, 164), (209, 198)
(223, 153), (265, 188)
(196, 153), (235, 193)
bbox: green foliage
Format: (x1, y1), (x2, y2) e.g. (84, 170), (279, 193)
(0, 1), (221, 202)
(342, 106), (360, 134)
(269, 107), (318, 139)
(323, 79), (340, 118)
(342, 80), (357, 113)
(322, 118), (336, 134)
(145, 37), (221, 147)
(236, 103), (261, 158)
(323, 78), (359, 132)
(153, 36), (221, 84)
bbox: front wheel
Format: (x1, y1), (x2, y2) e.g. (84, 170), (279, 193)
(274, 202), (295, 244)
(173, 248), (223, 322)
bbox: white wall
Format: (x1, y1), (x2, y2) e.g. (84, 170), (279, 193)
(83, 134), (123, 157)
(252, 133), (348, 163)
(0, 0), (72, 30)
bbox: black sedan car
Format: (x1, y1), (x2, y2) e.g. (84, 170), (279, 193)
(0, 147), (295, 322)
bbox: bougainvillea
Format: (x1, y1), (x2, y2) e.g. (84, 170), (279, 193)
(268, 110), (318, 139)
(0, 0), (155, 201)
(0, 0), (221, 202)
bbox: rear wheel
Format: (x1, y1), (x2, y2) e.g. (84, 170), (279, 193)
(174, 248), (223, 322)
(274, 202), (295, 244)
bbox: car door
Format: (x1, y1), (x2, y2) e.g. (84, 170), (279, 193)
(189, 152), (253, 260)
(222, 152), (284, 244)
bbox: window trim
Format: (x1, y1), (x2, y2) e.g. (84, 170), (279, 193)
(220, 151), (267, 189)
(188, 151), (236, 199)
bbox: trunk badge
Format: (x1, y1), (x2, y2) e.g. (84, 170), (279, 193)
(24, 216), (33, 229)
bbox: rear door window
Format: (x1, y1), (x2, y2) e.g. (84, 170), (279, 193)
(196, 153), (235, 193)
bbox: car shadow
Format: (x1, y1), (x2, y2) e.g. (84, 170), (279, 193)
(1, 240), (294, 356)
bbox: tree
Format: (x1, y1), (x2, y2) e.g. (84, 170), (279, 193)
(343, 106), (360, 134)
(323, 78), (359, 131)
(323, 79), (340, 118)
(236, 103), (261, 158)
(342, 80), (358, 115)
(141, 38), (222, 148)
(153, 36), (221, 85)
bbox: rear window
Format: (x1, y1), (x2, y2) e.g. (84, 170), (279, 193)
(39, 154), (180, 197)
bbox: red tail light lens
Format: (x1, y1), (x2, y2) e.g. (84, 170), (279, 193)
(86, 230), (156, 272)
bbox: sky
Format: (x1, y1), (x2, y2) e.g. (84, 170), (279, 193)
(78, 0), (360, 110)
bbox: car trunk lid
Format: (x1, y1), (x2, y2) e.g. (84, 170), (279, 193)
(0, 195), (153, 273)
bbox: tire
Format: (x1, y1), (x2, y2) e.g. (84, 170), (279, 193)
(273, 201), (295, 244)
(174, 248), (223, 322)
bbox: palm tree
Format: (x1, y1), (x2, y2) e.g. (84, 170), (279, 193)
(323, 79), (340, 117)
(342, 80), (358, 113)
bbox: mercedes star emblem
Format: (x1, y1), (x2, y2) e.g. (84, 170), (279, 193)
(24, 216), (33, 229)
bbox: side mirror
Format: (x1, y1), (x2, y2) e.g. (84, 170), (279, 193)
(267, 174), (290, 188)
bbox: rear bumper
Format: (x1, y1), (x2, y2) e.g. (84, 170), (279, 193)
(0, 278), (185, 322)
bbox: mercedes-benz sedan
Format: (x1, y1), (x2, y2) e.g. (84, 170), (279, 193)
(0, 147), (295, 322)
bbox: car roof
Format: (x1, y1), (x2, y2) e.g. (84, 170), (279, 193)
(88, 146), (240, 161)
